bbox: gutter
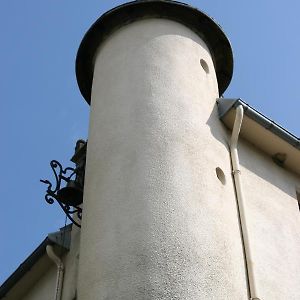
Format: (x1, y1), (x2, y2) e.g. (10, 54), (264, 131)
(218, 98), (300, 149)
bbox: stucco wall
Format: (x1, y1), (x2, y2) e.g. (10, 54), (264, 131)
(61, 226), (81, 300)
(6, 130), (300, 300)
(1, 255), (56, 300)
(77, 18), (247, 299)
(21, 265), (57, 300)
(238, 139), (300, 300)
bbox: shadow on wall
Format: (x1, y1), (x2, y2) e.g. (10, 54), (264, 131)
(205, 102), (231, 151)
(238, 139), (299, 199)
(206, 103), (299, 199)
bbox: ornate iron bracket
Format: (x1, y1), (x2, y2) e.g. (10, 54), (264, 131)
(40, 160), (82, 227)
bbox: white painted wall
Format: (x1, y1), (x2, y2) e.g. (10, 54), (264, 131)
(77, 19), (247, 299)
(239, 139), (300, 300)
(2, 255), (57, 300)
(3, 227), (81, 300)
(21, 266), (56, 300)
(61, 227), (81, 300)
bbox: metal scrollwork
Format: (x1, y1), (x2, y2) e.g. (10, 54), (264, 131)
(40, 160), (82, 227)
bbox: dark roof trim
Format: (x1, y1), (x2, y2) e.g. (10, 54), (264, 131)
(217, 98), (300, 149)
(76, 0), (233, 104)
(0, 225), (72, 299)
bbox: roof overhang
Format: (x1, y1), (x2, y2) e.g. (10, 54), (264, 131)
(0, 225), (72, 299)
(218, 98), (300, 176)
(76, 0), (233, 104)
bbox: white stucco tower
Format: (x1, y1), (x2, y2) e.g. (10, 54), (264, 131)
(75, 1), (247, 299)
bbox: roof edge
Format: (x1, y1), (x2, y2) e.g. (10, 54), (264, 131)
(76, 0), (233, 104)
(217, 98), (300, 150)
(0, 225), (72, 298)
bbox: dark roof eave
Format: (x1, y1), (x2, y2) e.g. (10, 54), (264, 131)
(76, 0), (233, 104)
(0, 225), (72, 298)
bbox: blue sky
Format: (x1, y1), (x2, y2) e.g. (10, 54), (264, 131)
(0, 0), (299, 284)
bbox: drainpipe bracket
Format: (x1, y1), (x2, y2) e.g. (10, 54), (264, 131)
(232, 169), (241, 175)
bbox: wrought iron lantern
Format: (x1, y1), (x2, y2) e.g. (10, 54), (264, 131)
(40, 140), (86, 227)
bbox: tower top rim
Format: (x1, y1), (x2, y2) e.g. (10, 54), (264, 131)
(76, 0), (234, 104)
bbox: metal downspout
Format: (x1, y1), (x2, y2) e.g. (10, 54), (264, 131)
(46, 245), (64, 300)
(230, 105), (260, 300)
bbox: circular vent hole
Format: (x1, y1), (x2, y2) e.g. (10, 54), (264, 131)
(200, 59), (209, 74)
(216, 167), (226, 185)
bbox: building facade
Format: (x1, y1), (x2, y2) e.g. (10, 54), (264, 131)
(1, 1), (300, 300)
